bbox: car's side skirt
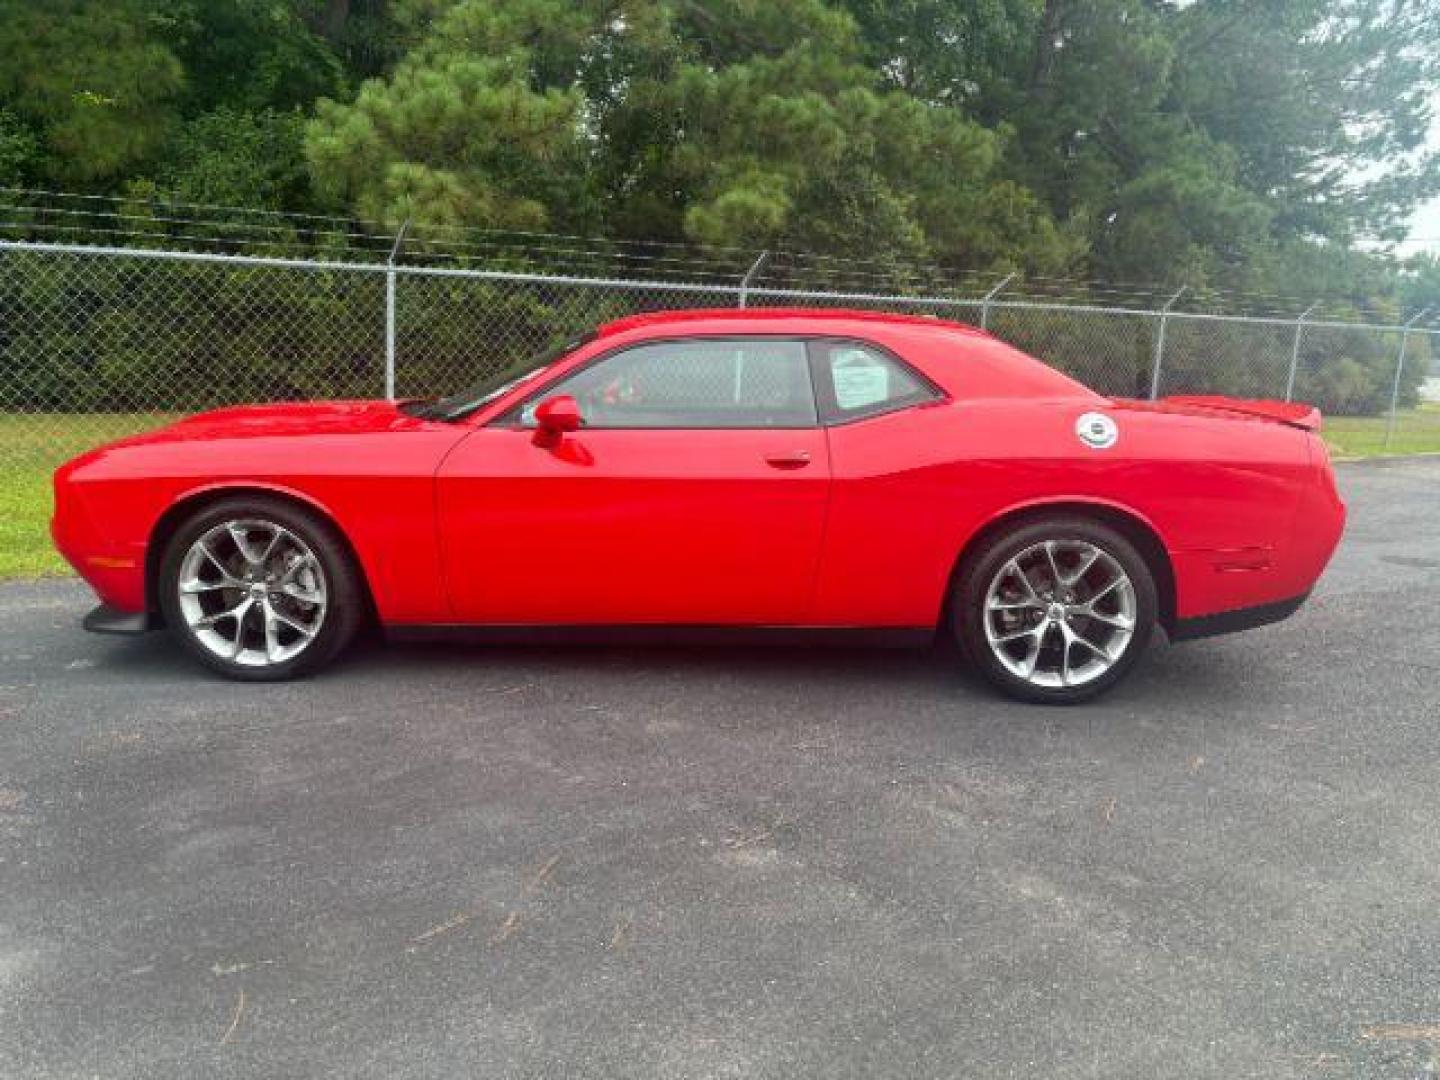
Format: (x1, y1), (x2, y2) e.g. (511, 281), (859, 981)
(1169, 592), (1310, 643)
(82, 603), (160, 635)
(385, 624), (936, 649)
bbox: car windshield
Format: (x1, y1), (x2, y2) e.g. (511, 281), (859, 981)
(404, 332), (595, 421)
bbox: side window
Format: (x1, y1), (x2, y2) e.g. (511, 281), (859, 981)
(818, 341), (939, 423)
(520, 338), (817, 429)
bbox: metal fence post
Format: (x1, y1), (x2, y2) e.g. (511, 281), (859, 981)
(737, 251), (768, 309)
(1384, 307), (1431, 450)
(979, 273), (1015, 331)
(1283, 302), (1318, 402)
(384, 221), (410, 400)
(1148, 286), (1187, 400)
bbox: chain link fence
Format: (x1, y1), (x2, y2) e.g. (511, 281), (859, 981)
(2, 239), (1437, 475)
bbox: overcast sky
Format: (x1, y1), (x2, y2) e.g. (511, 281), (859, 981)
(1405, 196), (1440, 254)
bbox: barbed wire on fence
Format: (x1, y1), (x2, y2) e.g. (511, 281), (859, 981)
(5, 186), (1437, 326)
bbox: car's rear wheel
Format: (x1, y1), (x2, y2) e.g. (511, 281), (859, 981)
(157, 497), (363, 680)
(954, 517), (1157, 704)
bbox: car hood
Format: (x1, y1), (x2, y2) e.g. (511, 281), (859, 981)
(121, 400), (438, 445)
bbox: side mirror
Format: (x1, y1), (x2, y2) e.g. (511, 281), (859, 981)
(531, 394), (582, 447)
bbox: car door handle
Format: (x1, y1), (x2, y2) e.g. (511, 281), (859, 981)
(764, 450), (812, 469)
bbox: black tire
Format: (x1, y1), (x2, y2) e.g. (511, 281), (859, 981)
(953, 516), (1158, 704)
(157, 496), (364, 681)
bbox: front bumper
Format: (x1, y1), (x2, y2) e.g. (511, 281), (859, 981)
(52, 473), (149, 613)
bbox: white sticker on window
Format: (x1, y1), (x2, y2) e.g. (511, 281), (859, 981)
(832, 357), (889, 409)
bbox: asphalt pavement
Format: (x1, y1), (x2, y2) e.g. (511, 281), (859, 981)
(1, 458), (1438, 1079)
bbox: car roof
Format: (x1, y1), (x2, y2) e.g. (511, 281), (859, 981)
(596, 307), (991, 339)
(581, 306), (1097, 404)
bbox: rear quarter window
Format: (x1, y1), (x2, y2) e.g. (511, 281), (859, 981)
(814, 340), (941, 423)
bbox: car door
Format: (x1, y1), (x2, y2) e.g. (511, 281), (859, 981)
(805, 338), (955, 628)
(436, 336), (831, 625)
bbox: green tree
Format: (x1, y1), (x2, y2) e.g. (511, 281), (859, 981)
(1171, 0), (1440, 245)
(173, 0), (346, 115)
(0, 0), (187, 183)
(0, 108), (41, 186)
(836, 0), (1040, 110)
(1400, 254), (1440, 318)
(988, 0), (1440, 286)
(305, 0), (1079, 273)
(158, 109), (314, 211)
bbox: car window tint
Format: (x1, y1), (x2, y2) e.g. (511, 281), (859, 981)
(534, 339), (817, 429)
(822, 343), (936, 420)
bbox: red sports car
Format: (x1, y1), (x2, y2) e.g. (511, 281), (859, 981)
(52, 309), (1345, 703)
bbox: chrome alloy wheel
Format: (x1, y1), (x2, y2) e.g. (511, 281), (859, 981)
(982, 539), (1137, 689)
(175, 519), (328, 667)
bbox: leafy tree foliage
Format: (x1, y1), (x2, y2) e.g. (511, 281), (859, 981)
(0, 0), (187, 183)
(158, 110), (315, 210)
(4, 0), (1434, 287)
(304, 0), (1076, 273)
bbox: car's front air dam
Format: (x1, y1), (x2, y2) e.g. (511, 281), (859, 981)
(82, 603), (158, 635)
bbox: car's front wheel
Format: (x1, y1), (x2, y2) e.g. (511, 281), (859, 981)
(954, 517), (1157, 704)
(157, 496), (363, 680)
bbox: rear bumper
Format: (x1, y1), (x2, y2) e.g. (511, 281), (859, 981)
(1169, 591), (1310, 643)
(83, 603), (159, 636)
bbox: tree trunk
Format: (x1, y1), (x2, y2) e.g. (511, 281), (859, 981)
(322, 0), (350, 41)
(1029, 0), (1067, 91)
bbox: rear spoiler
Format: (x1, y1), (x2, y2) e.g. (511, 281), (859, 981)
(1164, 395), (1322, 432)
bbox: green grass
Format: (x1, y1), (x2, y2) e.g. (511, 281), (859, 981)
(2, 405), (1438, 580)
(1323, 403), (1440, 458)
(0, 413), (174, 579)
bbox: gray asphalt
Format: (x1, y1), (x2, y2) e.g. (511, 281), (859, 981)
(2, 459), (1439, 1080)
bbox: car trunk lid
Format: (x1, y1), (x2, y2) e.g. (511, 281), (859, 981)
(1111, 395), (1322, 432)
